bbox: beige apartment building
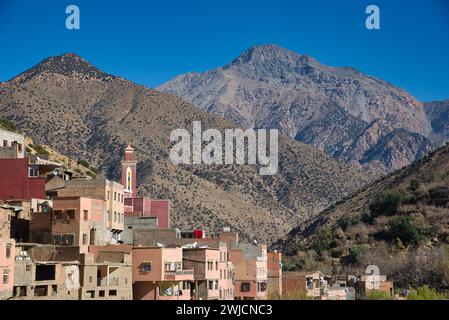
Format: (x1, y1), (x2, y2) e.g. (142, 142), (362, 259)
(79, 248), (133, 300)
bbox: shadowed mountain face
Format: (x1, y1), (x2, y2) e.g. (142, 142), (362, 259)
(159, 44), (444, 174)
(0, 53), (370, 243)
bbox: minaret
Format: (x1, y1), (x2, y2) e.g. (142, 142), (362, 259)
(121, 143), (137, 198)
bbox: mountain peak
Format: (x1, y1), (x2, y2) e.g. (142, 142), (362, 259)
(230, 44), (315, 66)
(10, 53), (116, 84)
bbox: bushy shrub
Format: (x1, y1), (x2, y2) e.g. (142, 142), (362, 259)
(338, 216), (360, 230)
(389, 216), (422, 245)
(366, 290), (394, 300)
(0, 118), (16, 131)
(407, 285), (446, 300)
(77, 159), (90, 168)
(370, 189), (407, 216)
(410, 179), (421, 192)
(311, 228), (333, 253)
(347, 244), (368, 264)
(30, 144), (49, 155)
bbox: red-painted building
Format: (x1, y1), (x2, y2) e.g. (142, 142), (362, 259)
(124, 197), (170, 229)
(0, 158), (46, 201)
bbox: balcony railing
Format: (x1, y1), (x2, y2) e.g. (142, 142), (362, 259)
(97, 278), (120, 287)
(164, 269), (194, 280)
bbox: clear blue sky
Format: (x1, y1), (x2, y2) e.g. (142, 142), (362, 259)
(0, 0), (448, 101)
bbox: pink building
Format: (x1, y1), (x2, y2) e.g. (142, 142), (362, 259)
(51, 197), (106, 253)
(132, 247), (194, 300)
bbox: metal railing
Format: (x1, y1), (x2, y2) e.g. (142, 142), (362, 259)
(97, 278), (119, 287)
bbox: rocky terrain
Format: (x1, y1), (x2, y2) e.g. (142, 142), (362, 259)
(278, 142), (449, 290)
(159, 44), (447, 174)
(0, 53), (370, 243)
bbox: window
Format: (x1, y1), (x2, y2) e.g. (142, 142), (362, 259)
(142, 262), (152, 272)
(52, 235), (62, 245)
(17, 143), (22, 152)
(207, 261), (213, 270)
(67, 210), (75, 220)
(86, 290), (95, 298)
(82, 234), (88, 245)
(25, 264), (31, 272)
(208, 281), (213, 290)
(165, 263), (172, 271)
(83, 210), (88, 221)
(99, 290), (105, 297)
(107, 191), (110, 200)
(2, 140), (7, 147)
(215, 281), (218, 290)
(66, 234), (75, 245)
(53, 210), (62, 220)
(241, 282), (250, 292)
(114, 192), (117, 201)
(3, 271), (9, 284)
(28, 167), (39, 177)
(109, 290), (117, 296)
(6, 244), (12, 258)
(89, 276), (93, 283)
(215, 261), (218, 270)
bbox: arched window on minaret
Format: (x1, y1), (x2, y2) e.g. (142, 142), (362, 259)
(126, 167), (132, 193)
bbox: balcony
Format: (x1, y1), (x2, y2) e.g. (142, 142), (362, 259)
(164, 269), (194, 281)
(97, 277), (120, 287)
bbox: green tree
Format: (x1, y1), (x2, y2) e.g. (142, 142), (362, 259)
(389, 216), (422, 245)
(347, 245), (368, 264)
(366, 290), (394, 300)
(311, 228), (333, 253)
(0, 118), (16, 132)
(407, 286), (446, 300)
(410, 179), (421, 192)
(370, 189), (407, 216)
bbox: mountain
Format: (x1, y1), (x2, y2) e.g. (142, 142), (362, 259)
(159, 44), (438, 174)
(0, 53), (370, 243)
(424, 99), (449, 145)
(278, 142), (449, 289)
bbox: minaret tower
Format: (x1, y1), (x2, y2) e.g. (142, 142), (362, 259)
(121, 143), (137, 198)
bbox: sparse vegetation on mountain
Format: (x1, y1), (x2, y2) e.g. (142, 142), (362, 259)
(0, 53), (370, 243)
(279, 142), (449, 291)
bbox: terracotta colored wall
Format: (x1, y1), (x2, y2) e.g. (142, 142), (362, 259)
(0, 159), (45, 201)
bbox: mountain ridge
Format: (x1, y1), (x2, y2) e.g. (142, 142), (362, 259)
(159, 44), (442, 173)
(0, 52), (370, 243)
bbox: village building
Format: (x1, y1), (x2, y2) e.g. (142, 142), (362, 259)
(132, 246), (194, 300)
(12, 244), (80, 300)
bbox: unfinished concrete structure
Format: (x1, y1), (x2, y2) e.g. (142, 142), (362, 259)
(79, 246), (133, 300)
(12, 244), (80, 300)
(122, 216), (158, 245)
(183, 247), (220, 300)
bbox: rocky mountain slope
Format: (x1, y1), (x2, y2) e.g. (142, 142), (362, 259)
(0, 53), (370, 243)
(278, 142), (449, 289)
(159, 44), (441, 174)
